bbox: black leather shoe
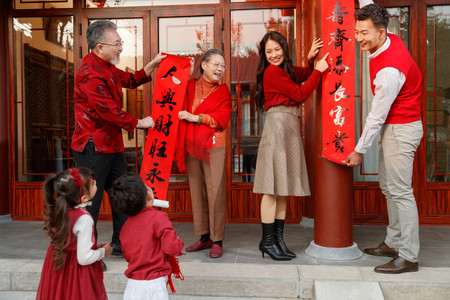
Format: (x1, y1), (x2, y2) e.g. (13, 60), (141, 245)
(111, 243), (123, 256)
(101, 261), (107, 271)
(364, 241), (398, 258)
(374, 256), (418, 274)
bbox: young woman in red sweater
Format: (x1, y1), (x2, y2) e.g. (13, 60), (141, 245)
(253, 31), (329, 260)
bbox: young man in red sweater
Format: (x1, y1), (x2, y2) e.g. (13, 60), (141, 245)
(345, 1), (423, 274)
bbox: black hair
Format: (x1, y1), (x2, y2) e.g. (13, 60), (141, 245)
(43, 167), (95, 270)
(109, 173), (148, 216)
(355, 4), (389, 30)
(255, 31), (296, 112)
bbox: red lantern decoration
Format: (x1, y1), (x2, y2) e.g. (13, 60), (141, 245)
(93, 0), (106, 8)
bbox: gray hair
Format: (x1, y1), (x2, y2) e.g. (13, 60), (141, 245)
(200, 49), (224, 74)
(86, 20), (117, 50)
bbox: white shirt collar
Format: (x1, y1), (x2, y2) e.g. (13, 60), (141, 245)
(367, 35), (391, 60)
(75, 201), (92, 209)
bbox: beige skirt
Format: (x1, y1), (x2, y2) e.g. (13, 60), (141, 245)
(253, 106), (311, 197)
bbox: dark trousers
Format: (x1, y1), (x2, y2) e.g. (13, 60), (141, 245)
(72, 142), (128, 245)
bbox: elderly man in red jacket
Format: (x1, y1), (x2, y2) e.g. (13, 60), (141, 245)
(71, 20), (165, 270)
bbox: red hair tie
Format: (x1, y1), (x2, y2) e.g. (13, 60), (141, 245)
(69, 168), (83, 194)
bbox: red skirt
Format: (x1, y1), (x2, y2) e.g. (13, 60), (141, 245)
(36, 246), (107, 300)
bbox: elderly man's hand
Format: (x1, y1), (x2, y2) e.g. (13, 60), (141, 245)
(144, 53), (167, 77)
(345, 151), (363, 167)
(150, 53), (167, 67)
(137, 116), (154, 129)
(189, 58), (195, 77)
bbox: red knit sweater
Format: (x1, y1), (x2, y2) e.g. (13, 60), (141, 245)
(120, 207), (184, 281)
(369, 33), (422, 124)
(263, 64), (322, 111)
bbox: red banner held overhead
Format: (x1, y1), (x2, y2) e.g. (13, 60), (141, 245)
(321, 0), (355, 165)
(140, 54), (191, 201)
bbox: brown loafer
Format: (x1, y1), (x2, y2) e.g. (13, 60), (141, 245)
(209, 243), (223, 258)
(364, 241), (398, 258)
(374, 256), (418, 274)
(186, 239), (213, 252)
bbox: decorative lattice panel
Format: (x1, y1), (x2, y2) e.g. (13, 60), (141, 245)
(23, 43), (74, 177)
(28, 62), (50, 125)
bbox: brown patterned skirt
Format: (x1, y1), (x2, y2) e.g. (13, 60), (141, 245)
(253, 105), (311, 197)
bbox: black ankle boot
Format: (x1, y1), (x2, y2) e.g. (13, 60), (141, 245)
(259, 222), (292, 261)
(274, 219), (296, 258)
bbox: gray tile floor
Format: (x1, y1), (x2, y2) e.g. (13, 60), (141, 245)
(1, 220), (449, 268)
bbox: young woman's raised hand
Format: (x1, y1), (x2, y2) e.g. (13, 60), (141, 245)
(315, 52), (330, 73)
(308, 38), (324, 64)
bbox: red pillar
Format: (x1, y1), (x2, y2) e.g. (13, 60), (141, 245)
(314, 138), (354, 248)
(0, 1), (11, 217)
(303, 0), (358, 256)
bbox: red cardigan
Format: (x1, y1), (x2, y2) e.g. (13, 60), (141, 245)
(71, 52), (151, 154)
(120, 207), (184, 281)
(263, 64), (322, 111)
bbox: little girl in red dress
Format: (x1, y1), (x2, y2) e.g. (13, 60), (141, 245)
(36, 167), (112, 300)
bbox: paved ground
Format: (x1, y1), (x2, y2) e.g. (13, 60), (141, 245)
(1, 219), (450, 268)
(1, 219), (450, 299)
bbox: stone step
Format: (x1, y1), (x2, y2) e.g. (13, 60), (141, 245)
(299, 265), (450, 300)
(104, 261), (300, 298)
(314, 281), (384, 300)
(0, 291), (38, 300)
(0, 291), (299, 300)
(1, 259), (450, 299)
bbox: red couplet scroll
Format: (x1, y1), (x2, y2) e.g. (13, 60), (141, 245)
(140, 54), (191, 200)
(321, 0), (355, 165)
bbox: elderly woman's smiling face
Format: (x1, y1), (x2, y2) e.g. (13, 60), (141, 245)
(201, 53), (226, 83)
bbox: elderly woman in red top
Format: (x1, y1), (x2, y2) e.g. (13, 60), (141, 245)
(176, 49), (232, 258)
(253, 31), (329, 260)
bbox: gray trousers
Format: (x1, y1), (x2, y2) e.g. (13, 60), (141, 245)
(379, 120), (423, 262)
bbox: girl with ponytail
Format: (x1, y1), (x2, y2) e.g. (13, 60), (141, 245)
(37, 167), (112, 300)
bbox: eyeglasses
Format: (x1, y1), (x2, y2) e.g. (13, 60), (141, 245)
(207, 61), (227, 70)
(99, 40), (124, 47)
